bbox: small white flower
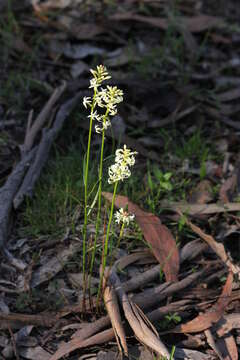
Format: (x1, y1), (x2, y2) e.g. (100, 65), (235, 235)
(89, 78), (100, 89)
(95, 89), (106, 107)
(115, 208), (135, 225)
(109, 105), (117, 116)
(88, 111), (101, 121)
(83, 96), (92, 109)
(95, 125), (102, 134)
(103, 119), (111, 129)
(95, 119), (111, 134)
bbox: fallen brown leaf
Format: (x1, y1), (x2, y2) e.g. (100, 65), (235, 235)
(102, 192), (179, 281)
(103, 270), (128, 356)
(219, 174), (237, 203)
(109, 268), (170, 359)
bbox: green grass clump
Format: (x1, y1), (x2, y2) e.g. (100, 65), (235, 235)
(21, 148), (97, 238)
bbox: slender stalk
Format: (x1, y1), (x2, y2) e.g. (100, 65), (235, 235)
(88, 109), (109, 294)
(118, 222), (125, 248)
(109, 222), (125, 268)
(97, 180), (118, 304)
(82, 91), (96, 287)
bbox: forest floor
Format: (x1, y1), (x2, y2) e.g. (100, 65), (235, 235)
(0, 1), (240, 359)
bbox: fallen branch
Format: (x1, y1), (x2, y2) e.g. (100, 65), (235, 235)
(0, 83), (70, 249)
(0, 147), (37, 248)
(166, 202), (240, 215)
(22, 82), (67, 154)
(14, 91), (82, 209)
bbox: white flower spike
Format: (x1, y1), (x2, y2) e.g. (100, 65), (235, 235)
(108, 145), (137, 184)
(84, 65), (123, 134)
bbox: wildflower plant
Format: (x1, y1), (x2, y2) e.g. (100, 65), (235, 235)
(82, 65), (125, 294)
(82, 65), (137, 304)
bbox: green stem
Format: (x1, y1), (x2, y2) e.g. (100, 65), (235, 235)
(82, 91), (96, 282)
(118, 222), (125, 248)
(88, 109), (109, 292)
(97, 180), (118, 304)
(109, 222), (125, 268)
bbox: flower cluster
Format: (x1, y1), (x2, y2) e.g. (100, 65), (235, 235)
(89, 65), (111, 90)
(83, 66), (123, 134)
(114, 208), (135, 225)
(108, 145), (137, 184)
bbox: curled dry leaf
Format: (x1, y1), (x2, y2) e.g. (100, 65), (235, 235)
(171, 272), (233, 334)
(109, 268), (170, 359)
(102, 192), (179, 282)
(103, 269), (128, 357)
